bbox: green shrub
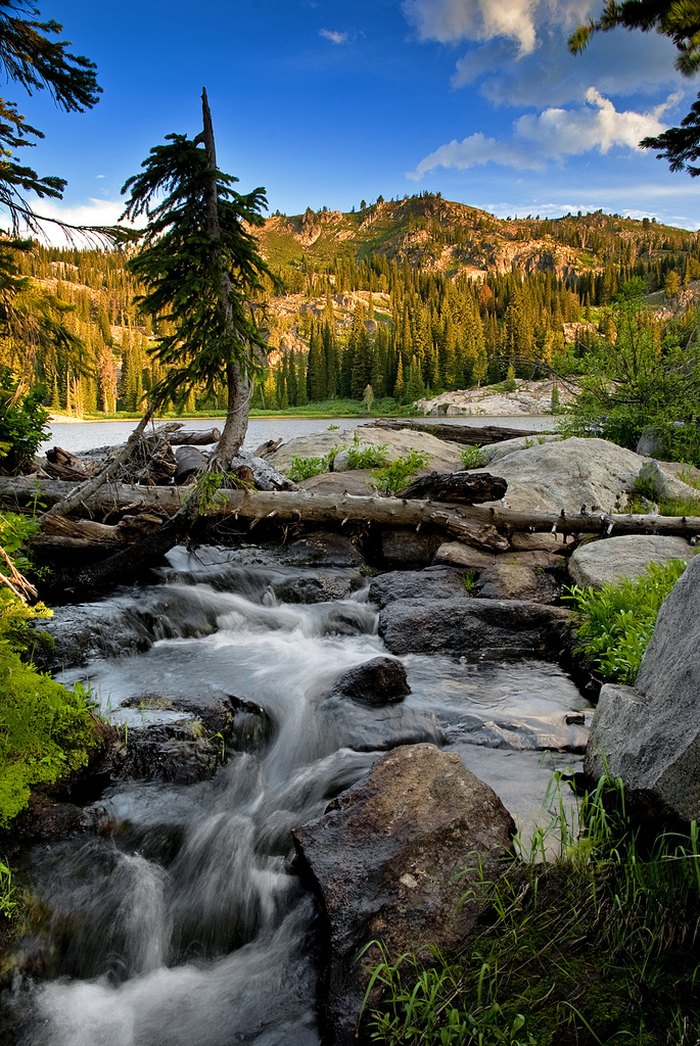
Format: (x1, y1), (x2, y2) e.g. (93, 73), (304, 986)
(460, 446), (486, 469)
(346, 440), (389, 470)
(0, 645), (97, 826)
(286, 452), (334, 482)
(0, 370), (50, 475)
(372, 450), (430, 494)
(564, 559), (688, 684)
(0, 858), (17, 919)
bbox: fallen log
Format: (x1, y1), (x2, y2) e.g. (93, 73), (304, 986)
(167, 427), (221, 446)
(3, 477), (700, 543)
(399, 470), (508, 503)
(175, 445), (208, 484)
(366, 419), (547, 446)
(45, 447), (101, 482)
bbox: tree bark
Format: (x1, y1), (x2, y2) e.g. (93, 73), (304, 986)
(167, 427), (221, 446)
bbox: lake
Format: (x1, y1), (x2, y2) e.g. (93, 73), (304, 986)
(43, 414), (556, 455)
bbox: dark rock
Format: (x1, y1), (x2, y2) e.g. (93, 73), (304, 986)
(282, 531), (365, 567)
(328, 656), (410, 707)
(270, 569), (362, 604)
(379, 528), (443, 567)
(379, 598), (571, 660)
(293, 743), (515, 1046)
(585, 555), (700, 820)
(111, 722), (223, 784)
(369, 565), (471, 609)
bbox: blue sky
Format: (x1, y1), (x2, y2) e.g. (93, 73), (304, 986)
(10, 0), (700, 235)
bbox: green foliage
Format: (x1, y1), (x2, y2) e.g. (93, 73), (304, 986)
(0, 370), (50, 474)
(346, 438), (389, 470)
(462, 569), (479, 594)
(0, 529), (98, 829)
(460, 446), (486, 469)
(561, 295), (700, 465)
(365, 775), (700, 1045)
(0, 644), (96, 826)
(564, 559), (688, 683)
(372, 450), (430, 494)
(286, 453), (333, 482)
(0, 858), (17, 919)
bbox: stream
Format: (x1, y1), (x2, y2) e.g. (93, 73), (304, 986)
(5, 544), (589, 1045)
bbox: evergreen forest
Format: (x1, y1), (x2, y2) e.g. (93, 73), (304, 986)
(2, 194), (700, 416)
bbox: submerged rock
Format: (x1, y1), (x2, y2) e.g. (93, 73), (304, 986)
(328, 656), (411, 707)
(293, 743), (515, 1046)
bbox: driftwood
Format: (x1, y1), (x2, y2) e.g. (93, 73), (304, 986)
(45, 447), (101, 482)
(366, 419), (546, 446)
(167, 427), (221, 446)
(400, 471), (508, 503)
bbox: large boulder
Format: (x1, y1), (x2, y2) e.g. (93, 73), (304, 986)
(328, 656), (411, 707)
(568, 535), (692, 588)
(475, 437), (645, 513)
(293, 744), (515, 1045)
(266, 424), (463, 477)
(585, 555), (700, 820)
(378, 597), (571, 660)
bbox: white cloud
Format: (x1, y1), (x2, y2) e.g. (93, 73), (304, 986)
(409, 90), (674, 178)
(17, 198), (135, 247)
(402, 0), (596, 56)
(319, 28), (349, 45)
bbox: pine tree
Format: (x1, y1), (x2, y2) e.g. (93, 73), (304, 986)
(121, 89), (274, 466)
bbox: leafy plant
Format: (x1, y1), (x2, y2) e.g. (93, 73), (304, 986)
(287, 452), (334, 482)
(346, 438), (389, 470)
(463, 569), (479, 594)
(564, 559), (688, 683)
(460, 446), (486, 469)
(0, 370), (50, 475)
(0, 858), (17, 919)
(372, 450), (430, 494)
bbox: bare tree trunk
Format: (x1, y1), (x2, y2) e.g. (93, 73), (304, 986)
(199, 87), (250, 469)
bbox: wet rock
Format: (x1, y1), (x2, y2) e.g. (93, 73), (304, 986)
(568, 534), (692, 588)
(585, 555), (700, 820)
(322, 699), (445, 753)
(328, 656), (411, 707)
(120, 693), (272, 757)
(293, 743), (515, 1046)
(379, 597), (571, 660)
(476, 551), (563, 603)
(270, 569), (362, 604)
(369, 565), (470, 608)
(112, 722), (223, 784)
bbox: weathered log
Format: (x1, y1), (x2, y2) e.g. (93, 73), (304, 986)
(45, 446), (100, 482)
(400, 470), (508, 503)
(167, 427), (221, 446)
(38, 511), (165, 549)
(174, 445), (208, 484)
(3, 477), (700, 543)
(366, 419), (546, 446)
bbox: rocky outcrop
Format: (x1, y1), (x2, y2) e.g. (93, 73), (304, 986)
(568, 535), (692, 588)
(293, 744), (515, 1045)
(585, 555), (700, 820)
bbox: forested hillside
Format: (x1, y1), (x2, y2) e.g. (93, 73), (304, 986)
(3, 193), (699, 415)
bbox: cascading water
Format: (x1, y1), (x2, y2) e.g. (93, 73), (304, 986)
(5, 545), (589, 1045)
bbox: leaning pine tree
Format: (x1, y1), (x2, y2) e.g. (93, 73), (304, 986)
(121, 87), (274, 469)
